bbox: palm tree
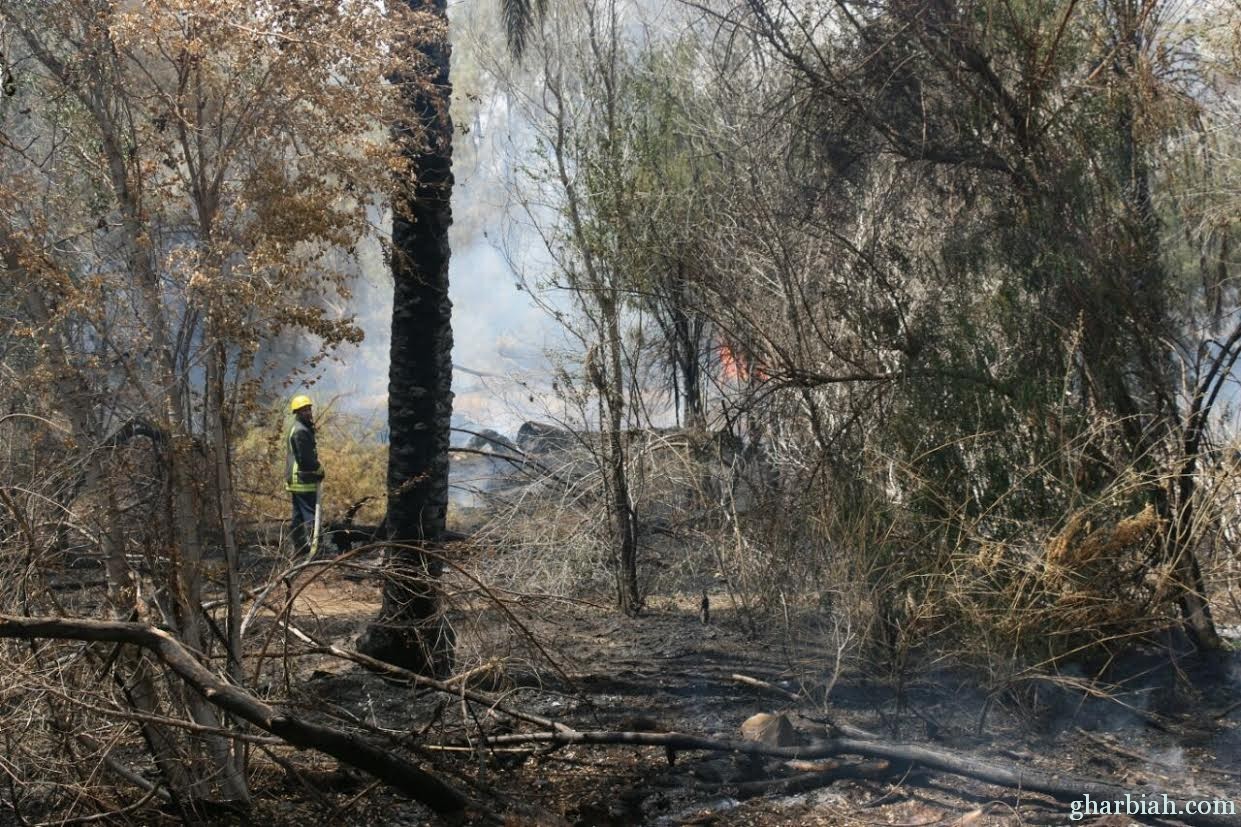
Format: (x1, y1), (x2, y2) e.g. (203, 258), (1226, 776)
(358, 0), (543, 673)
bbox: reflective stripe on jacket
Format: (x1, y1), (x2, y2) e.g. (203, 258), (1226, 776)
(285, 418), (321, 493)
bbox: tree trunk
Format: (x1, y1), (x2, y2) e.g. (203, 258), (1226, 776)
(357, 0), (456, 676)
(670, 264), (704, 427)
(205, 338), (252, 793)
(1112, 5), (1220, 650)
(597, 297), (641, 615)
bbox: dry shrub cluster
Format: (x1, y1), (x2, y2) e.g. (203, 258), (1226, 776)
(730, 459), (1230, 707)
(470, 445), (618, 596)
(946, 502), (1178, 673)
(466, 428), (745, 597)
(465, 416), (1234, 706)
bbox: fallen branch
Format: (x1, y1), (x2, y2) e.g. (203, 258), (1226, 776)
(470, 728), (1241, 826)
(1075, 728), (1238, 781)
(730, 672), (799, 701)
(0, 614), (476, 819)
(724, 759), (896, 799)
(729, 673), (878, 739)
(74, 732), (170, 803)
(1215, 699), (1241, 720)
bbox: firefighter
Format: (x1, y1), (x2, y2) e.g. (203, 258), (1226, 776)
(286, 395), (324, 554)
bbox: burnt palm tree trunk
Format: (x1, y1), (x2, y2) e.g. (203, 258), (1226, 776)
(357, 0), (456, 675)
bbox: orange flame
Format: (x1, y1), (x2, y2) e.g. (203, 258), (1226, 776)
(719, 342), (766, 382)
(720, 342), (745, 381)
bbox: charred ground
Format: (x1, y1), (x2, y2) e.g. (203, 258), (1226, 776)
(216, 544), (1241, 827)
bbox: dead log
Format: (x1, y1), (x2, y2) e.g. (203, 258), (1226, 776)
(0, 614), (475, 818)
(471, 728), (1241, 826)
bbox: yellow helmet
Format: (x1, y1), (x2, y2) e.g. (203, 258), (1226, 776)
(290, 394), (313, 413)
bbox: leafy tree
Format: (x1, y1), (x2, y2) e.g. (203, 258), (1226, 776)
(1, 0), (421, 801)
(729, 0), (1238, 646)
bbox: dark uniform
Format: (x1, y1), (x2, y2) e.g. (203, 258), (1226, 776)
(286, 414), (324, 554)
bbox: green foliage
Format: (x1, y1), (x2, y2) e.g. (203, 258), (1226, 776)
(503, 0), (1239, 656)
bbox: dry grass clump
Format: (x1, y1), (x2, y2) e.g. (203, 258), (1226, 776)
(1044, 503), (1162, 575)
(945, 502), (1179, 672)
(476, 482), (616, 597)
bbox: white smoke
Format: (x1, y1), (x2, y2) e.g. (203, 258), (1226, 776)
(313, 0), (570, 441)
